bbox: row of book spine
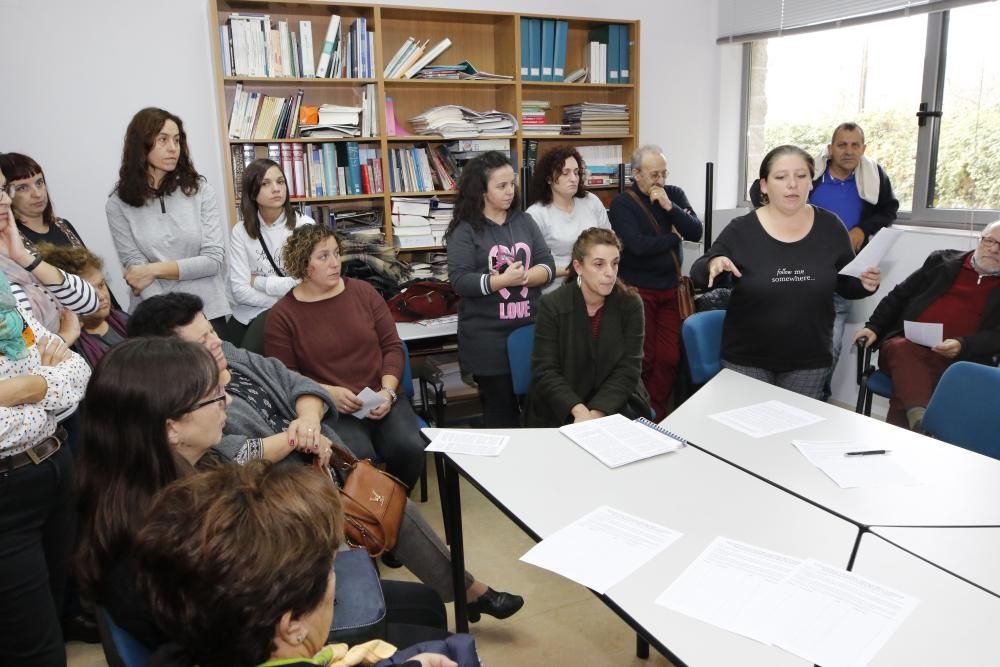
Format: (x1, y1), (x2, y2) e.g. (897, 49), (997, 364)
(231, 142), (383, 201)
(388, 145), (457, 194)
(229, 84), (378, 140)
(518, 19), (631, 83)
(220, 14), (374, 79)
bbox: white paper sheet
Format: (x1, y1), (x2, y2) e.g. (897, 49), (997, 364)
(903, 320), (944, 347)
(655, 537), (804, 643)
(792, 440), (919, 488)
(559, 413), (684, 468)
(709, 400), (824, 438)
(839, 227), (902, 277)
(520, 506), (682, 594)
(350, 387), (388, 419)
(424, 430), (509, 456)
(766, 559), (919, 667)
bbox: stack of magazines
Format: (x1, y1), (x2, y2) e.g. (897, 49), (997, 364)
(562, 102), (629, 135)
(409, 105), (517, 139)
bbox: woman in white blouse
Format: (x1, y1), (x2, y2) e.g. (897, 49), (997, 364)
(228, 159), (314, 341)
(526, 145), (612, 294)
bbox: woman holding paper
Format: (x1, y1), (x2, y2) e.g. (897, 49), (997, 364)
(229, 158), (315, 342)
(525, 228), (650, 426)
(263, 224), (424, 489)
(690, 145), (881, 399)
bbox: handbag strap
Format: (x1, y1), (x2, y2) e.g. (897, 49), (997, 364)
(327, 440), (361, 473)
(258, 234), (285, 277)
(625, 190), (684, 277)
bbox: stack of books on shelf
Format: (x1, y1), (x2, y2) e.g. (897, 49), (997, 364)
(519, 18), (569, 82)
(314, 208), (385, 241)
(383, 37), (452, 79)
(298, 86), (378, 138)
(521, 100), (566, 136)
(228, 84), (377, 140)
(391, 197), (445, 249)
(562, 102), (629, 135)
(230, 141), (383, 199)
(445, 138), (515, 176)
(220, 14), (374, 79)
(412, 61), (512, 80)
(578, 145), (624, 187)
(409, 105), (517, 139)
(387, 145), (458, 194)
(582, 24), (631, 83)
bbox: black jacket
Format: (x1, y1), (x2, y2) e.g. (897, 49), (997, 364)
(865, 250), (1000, 364)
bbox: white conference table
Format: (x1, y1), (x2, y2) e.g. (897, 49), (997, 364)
(871, 526), (1000, 596)
(396, 317), (458, 342)
(852, 532), (1000, 665)
(662, 369), (1000, 527)
(431, 428), (857, 667)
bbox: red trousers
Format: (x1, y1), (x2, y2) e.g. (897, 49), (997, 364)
(879, 336), (952, 428)
(636, 287), (681, 419)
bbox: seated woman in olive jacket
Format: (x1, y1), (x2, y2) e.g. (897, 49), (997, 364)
(525, 228), (650, 426)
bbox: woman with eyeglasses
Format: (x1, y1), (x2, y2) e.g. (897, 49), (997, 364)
(106, 107), (231, 338)
(0, 153), (87, 252)
(229, 158), (314, 343)
(854, 220), (1000, 430)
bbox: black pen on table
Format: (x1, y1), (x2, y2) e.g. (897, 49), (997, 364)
(844, 449), (891, 457)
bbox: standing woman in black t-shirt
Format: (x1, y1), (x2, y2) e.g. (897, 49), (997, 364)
(690, 145), (881, 399)
(0, 153), (87, 252)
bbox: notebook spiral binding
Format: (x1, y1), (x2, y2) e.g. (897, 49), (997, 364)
(635, 417), (687, 445)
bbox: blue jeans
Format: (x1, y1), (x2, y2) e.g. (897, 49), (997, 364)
(334, 398), (426, 489)
(824, 293), (854, 401)
(0, 445), (74, 666)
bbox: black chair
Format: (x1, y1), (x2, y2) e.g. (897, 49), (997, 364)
(855, 338), (893, 416)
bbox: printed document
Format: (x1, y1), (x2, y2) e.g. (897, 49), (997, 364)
(425, 430), (509, 456)
(520, 506), (682, 593)
(766, 559), (919, 667)
(904, 320), (943, 347)
(351, 387), (388, 419)
(792, 440), (918, 488)
(839, 227), (902, 277)
(709, 400), (824, 438)
(559, 413), (684, 468)
(655, 537), (803, 643)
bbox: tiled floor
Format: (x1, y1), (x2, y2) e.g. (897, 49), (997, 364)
(69, 458), (675, 666)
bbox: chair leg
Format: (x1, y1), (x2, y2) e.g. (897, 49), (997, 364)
(419, 463), (429, 502)
(435, 453), (451, 546)
(636, 634), (649, 659)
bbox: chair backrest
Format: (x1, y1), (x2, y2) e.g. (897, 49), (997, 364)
(239, 308), (270, 355)
(506, 324), (536, 396)
(96, 607), (152, 667)
(681, 310), (726, 385)
(923, 361), (1000, 460)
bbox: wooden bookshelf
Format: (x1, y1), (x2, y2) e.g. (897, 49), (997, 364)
(209, 1), (639, 244)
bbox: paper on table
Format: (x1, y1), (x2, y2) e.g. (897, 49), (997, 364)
(709, 400), (824, 438)
(655, 537), (804, 643)
(425, 430), (509, 456)
(792, 440), (919, 488)
(766, 559), (919, 667)
(839, 227), (902, 277)
(904, 320), (943, 347)
(351, 387), (388, 419)
(559, 413), (684, 468)
(520, 506), (682, 594)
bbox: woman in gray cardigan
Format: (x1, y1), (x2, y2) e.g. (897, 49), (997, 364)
(127, 292), (524, 624)
(106, 108), (230, 336)
(526, 228), (650, 426)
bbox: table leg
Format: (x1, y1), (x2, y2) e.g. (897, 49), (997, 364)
(636, 634), (650, 659)
(435, 453), (451, 545)
(440, 453), (469, 633)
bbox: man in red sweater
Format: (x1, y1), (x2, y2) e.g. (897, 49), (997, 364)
(856, 220), (1000, 429)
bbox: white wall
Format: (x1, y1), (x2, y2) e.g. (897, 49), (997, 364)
(0, 0), (721, 305)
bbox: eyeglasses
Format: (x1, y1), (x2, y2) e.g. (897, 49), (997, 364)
(188, 388), (227, 412)
(642, 170), (670, 181)
(979, 236), (1000, 250)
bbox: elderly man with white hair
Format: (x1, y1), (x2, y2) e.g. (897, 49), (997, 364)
(609, 145), (702, 419)
(856, 220), (1000, 430)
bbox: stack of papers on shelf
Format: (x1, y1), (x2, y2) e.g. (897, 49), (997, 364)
(562, 102), (630, 135)
(657, 537), (919, 667)
(299, 89), (378, 138)
(391, 196), (451, 248)
(414, 60), (513, 80)
(409, 105), (517, 139)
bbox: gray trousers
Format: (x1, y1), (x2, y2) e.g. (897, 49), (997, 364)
(722, 361), (827, 400)
(396, 499), (475, 603)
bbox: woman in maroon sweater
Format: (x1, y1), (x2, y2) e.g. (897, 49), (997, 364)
(264, 224), (424, 489)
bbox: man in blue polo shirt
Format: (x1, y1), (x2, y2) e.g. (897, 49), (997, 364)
(811, 122), (899, 399)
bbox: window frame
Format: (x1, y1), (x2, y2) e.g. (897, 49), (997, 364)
(738, 8), (1000, 229)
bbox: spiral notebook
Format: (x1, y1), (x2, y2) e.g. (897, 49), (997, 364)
(558, 413), (687, 468)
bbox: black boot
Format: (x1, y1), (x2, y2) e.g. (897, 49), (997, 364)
(466, 588), (524, 623)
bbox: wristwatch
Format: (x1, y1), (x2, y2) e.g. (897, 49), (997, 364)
(22, 254), (43, 272)
(381, 386), (398, 404)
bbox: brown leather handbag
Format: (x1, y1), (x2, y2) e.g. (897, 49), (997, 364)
(328, 442), (408, 556)
(625, 190), (696, 320)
